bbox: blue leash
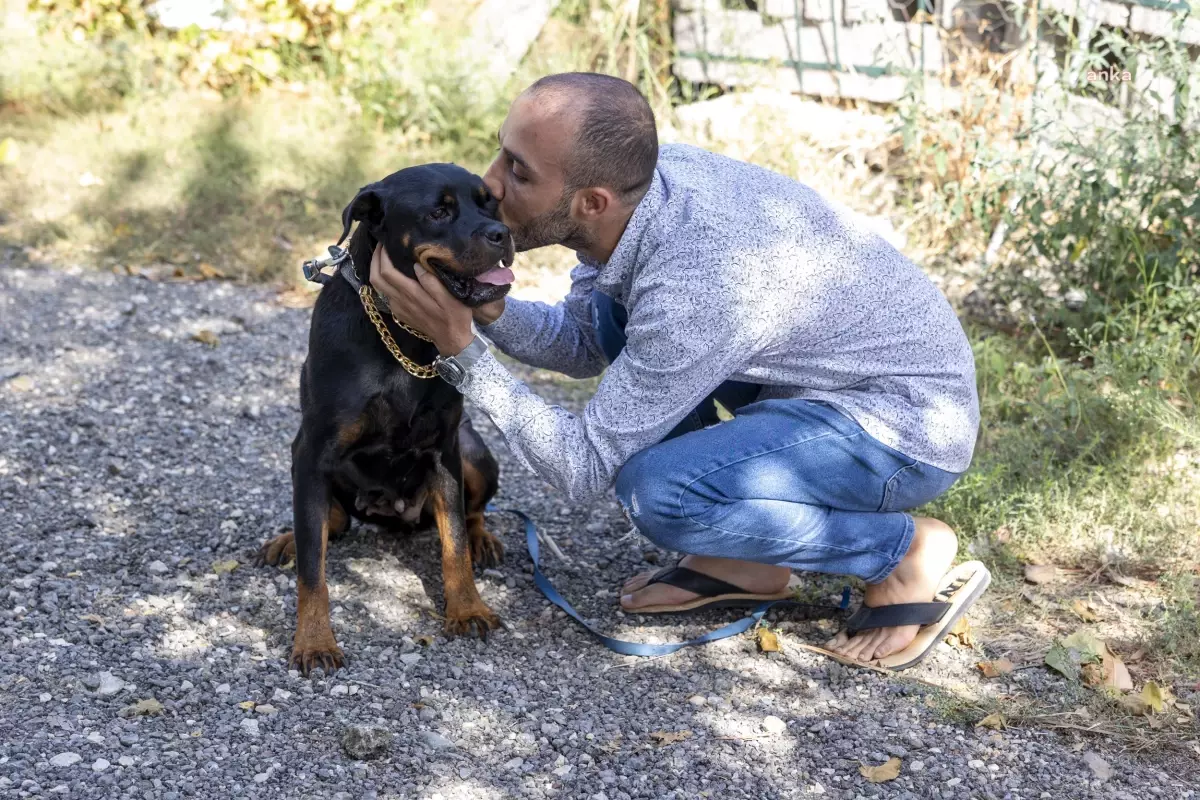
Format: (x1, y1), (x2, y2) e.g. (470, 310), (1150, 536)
(486, 504), (851, 657)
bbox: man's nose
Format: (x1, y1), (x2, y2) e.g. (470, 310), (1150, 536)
(482, 162), (504, 201)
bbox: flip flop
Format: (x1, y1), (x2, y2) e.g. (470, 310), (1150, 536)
(621, 563), (804, 614)
(822, 560), (992, 671)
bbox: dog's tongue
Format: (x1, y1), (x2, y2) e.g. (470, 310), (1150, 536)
(475, 267), (515, 286)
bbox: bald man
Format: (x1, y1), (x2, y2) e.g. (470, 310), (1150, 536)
(370, 72), (987, 669)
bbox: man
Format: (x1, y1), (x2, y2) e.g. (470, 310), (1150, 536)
(369, 72), (986, 668)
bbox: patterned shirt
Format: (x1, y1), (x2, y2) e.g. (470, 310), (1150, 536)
(461, 143), (979, 504)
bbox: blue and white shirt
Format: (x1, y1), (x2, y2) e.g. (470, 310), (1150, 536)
(461, 144), (979, 504)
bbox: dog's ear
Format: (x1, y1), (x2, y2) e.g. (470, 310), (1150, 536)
(337, 187), (383, 246)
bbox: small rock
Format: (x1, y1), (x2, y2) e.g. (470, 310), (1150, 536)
(215, 683), (231, 695)
(96, 672), (125, 696)
(272, 688), (292, 702)
(762, 715), (787, 734)
(341, 725), (392, 760)
(254, 704), (278, 714)
(50, 753), (81, 767)
(419, 707), (437, 722)
(1083, 751), (1113, 782)
(181, 681), (194, 691)
(687, 695), (707, 707)
(400, 653), (421, 667)
(118, 756), (135, 767)
(254, 773), (269, 784)
(92, 759), (110, 772)
(553, 765), (573, 777)
(541, 722), (561, 736)
(240, 718), (260, 737)
(969, 759), (985, 769)
(86, 732), (104, 744)
(504, 757), (524, 770)
(910, 760), (925, 772)
(39, 693), (52, 703)
(147, 560), (169, 574)
(420, 731), (455, 750)
(330, 685), (349, 696)
(947, 777), (962, 787)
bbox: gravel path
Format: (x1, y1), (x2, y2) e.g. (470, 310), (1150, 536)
(1, 260), (1195, 800)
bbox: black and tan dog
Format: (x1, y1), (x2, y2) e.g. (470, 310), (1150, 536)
(257, 164), (516, 675)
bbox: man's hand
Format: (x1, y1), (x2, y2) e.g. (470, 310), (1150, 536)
(473, 298), (506, 327)
(369, 244), (475, 356)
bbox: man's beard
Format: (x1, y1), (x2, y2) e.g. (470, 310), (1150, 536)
(508, 189), (593, 254)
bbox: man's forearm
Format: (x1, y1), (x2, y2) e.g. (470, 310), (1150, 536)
(478, 297), (607, 379)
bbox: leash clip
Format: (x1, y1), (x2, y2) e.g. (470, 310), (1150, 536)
(302, 245), (353, 285)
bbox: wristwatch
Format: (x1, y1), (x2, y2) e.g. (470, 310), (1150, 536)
(434, 335), (488, 388)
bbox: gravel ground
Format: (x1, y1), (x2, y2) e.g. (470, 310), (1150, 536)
(1, 259), (1196, 800)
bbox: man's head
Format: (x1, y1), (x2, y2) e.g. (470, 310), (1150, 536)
(483, 72), (658, 255)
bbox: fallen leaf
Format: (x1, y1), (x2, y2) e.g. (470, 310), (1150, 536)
(859, 757), (901, 783)
(79, 614), (105, 625)
(1071, 598), (1100, 623)
(976, 659), (1014, 679)
(1045, 642), (1081, 681)
(1126, 648), (1146, 664)
(756, 627), (781, 653)
(713, 399), (735, 422)
(211, 559), (239, 575)
(1142, 681), (1174, 714)
(66, 571), (82, 578)
(1106, 571), (1139, 588)
(1102, 648), (1133, 693)
(197, 262), (226, 280)
(1082, 751), (1112, 781)
(1061, 630), (1104, 664)
(1024, 564), (1056, 584)
(6, 375), (33, 392)
(649, 730), (692, 746)
(238, 701), (256, 710)
(416, 635), (435, 647)
(280, 558), (295, 570)
(118, 698), (163, 718)
(976, 712), (1007, 730)
(945, 616), (975, 648)
(192, 329), (220, 347)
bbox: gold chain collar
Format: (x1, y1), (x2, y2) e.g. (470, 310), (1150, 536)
(358, 285), (439, 379)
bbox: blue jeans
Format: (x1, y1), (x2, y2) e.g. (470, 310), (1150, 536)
(592, 291), (963, 583)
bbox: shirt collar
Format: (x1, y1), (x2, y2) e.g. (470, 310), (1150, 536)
(577, 166), (665, 301)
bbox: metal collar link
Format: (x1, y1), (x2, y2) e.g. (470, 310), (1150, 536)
(303, 245), (439, 380)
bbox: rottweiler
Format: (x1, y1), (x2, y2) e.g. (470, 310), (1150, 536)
(257, 164), (515, 675)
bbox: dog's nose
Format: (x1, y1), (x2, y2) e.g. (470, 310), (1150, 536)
(482, 223), (508, 247)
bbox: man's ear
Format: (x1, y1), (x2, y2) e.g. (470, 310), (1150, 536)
(336, 186), (383, 246)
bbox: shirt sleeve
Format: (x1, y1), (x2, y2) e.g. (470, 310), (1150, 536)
(460, 281), (748, 504)
(476, 261), (608, 379)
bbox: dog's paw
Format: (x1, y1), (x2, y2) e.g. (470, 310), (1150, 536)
(469, 528), (505, 568)
(255, 530), (296, 567)
(289, 638), (345, 677)
(443, 603), (502, 640)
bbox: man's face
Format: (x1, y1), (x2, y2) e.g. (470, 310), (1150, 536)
(483, 93), (590, 253)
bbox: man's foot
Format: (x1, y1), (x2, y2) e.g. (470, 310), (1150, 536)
(825, 516), (957, 662)
(620, 555), (792, 611)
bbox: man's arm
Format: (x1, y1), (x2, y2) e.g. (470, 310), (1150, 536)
(475, 262), (608, 379)
(460, 286), (747, 504)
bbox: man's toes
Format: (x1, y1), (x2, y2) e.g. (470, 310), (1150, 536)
(825, 631), (850, 651)
(621, 571), (656, 594)
(868, 626), (917, 661)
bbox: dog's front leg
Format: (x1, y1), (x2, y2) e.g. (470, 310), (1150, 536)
(431, 451), (501, 638)
(289, 438), (345, 674)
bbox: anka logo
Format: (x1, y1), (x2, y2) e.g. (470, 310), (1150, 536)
(1087, 68), (1132, 82)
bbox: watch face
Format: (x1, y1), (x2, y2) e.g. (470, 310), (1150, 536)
(436, 358), (466, 386)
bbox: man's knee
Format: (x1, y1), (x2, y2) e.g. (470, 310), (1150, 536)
(615, 447), (689, 549)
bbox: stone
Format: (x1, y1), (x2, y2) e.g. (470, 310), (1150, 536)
(96, 672), (124, 696)
(762, 715), (787, 734)
(50, 753), (81, 767)
(341, 725), (393, 760)
(420, 731), (455, 750)
(147, 560), (169, 574)
(92, 759), (110, 772)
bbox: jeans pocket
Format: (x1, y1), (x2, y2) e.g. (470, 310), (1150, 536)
(877, 461), (919, 513)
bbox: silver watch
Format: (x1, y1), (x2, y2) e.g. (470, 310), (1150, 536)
(434, 335), (488, 388)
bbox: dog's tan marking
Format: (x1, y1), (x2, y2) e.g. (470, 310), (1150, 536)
(431, 484), (500, 637)
(402, 232), (411, 248)
(291, 520), (344, 673)
(413, 243), (460, 273)
(461, 457), (502, 567)
(336, 416), (366, 449)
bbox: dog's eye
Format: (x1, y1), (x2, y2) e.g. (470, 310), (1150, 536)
(428, 207), (451, 222)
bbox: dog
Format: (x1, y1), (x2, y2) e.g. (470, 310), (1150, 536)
(256, 163), (516, 675)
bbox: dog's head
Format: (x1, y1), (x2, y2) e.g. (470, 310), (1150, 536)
(338, 164), (516, 308)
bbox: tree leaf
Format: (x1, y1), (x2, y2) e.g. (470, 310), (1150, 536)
(859, 757), (901, 783)
(197, 262), (226, 280)
(193, 329), (220, 347)
(238, 700), (256, 710)
(976, 712), (1007, 730)
(976, 659), (1014, 678)
(1045, 641), (1081, 681)
(649, 730), (692, 746)
(1142, 681), (1174, 714)
(1070, 598), (1099, 622)
(119, 698), (164, 718)
(756, 627), (781, 653)
(945, 617), (975, 648)
(1061, 630), (1104, 664)
(212, 559), (239, 574)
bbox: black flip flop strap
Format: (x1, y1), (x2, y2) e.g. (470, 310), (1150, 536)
(646, 566), (749, 598)
(844, 602), (950, 635)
